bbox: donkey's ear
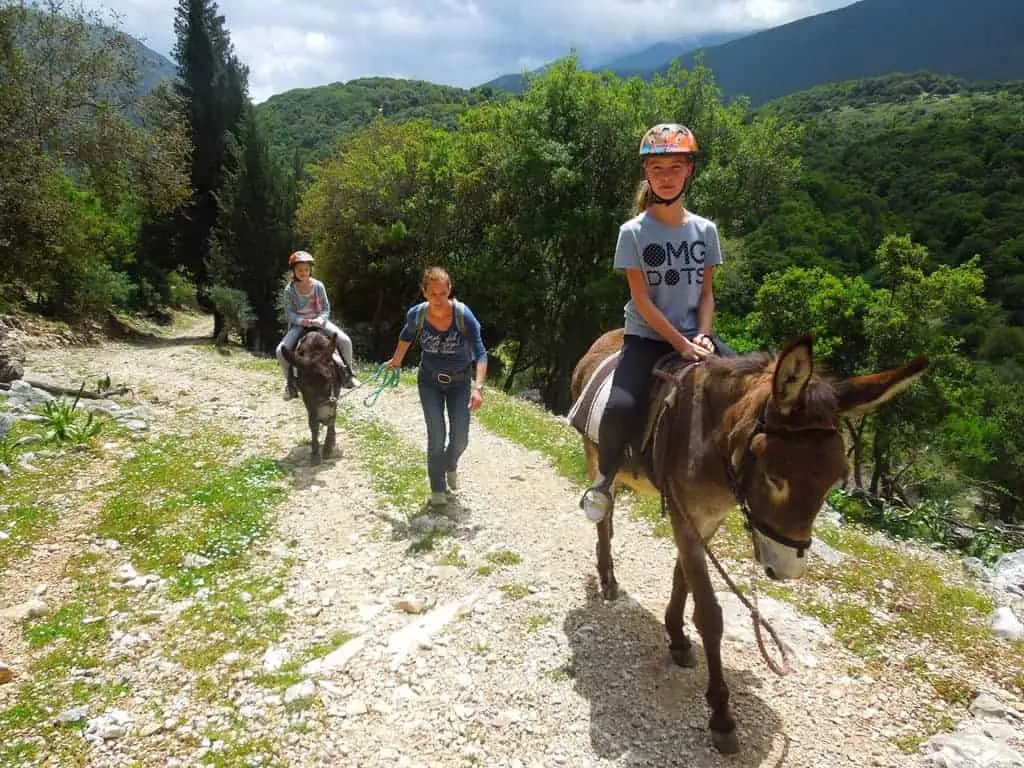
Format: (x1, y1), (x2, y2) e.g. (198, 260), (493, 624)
(773, 335), (814, 415)
(834, 356), (929, 416)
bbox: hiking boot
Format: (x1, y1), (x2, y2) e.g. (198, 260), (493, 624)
(445, 470), (459, 491)
(580, 485), (613, 524)
(282, 382), (297, 401)
(429, 491), (448, 507)
(349, 375), (362, 389)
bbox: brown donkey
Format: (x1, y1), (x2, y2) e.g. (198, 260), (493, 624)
(571, 329), (928, 753)
(280, 330), (344, 464)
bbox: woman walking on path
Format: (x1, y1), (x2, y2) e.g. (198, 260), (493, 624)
(387, 267), (488, 506)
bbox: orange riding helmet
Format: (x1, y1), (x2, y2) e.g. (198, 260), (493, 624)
(288, 250), (315, 267)
(638, 123), (700, 158)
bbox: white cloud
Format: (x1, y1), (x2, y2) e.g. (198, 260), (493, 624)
(81, 0), (857, 102)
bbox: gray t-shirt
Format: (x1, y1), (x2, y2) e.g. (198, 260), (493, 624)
(614, 210), (723, 339)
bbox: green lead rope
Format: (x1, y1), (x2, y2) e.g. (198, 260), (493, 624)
(362, 364), (401, 407)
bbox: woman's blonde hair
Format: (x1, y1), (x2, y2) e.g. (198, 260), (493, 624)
(421, 266), (452, 292)
(633, 180), (655, 214)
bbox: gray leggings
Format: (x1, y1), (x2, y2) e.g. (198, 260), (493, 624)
(276, 322), (354, 377)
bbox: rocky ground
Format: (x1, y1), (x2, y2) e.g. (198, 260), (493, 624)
(0, 312), (1021, 768)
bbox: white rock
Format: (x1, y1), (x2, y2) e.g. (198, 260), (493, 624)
(990, 606), (1024, 642)
(0, 598), (48, 622)
(345, 699), (368, 717)
(992, 550), (1024, 601)
(924, 727), (1024, 767)
(140, 722), (163, 737)
(283, 680), (316, 704)
(387, 590), (485, 669)
(303, 635), (368, 676)
(55, 706), (89, 724)
(970, 693), (1016, 721)
(182, 553), (212, 569)
(221, 652), (242, 665)
(262, 647), (290, 672)
(114, 564), (138, 582)
(238, 704), (262, 721)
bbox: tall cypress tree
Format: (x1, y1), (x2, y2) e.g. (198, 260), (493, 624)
(169, 0), (247, 333)
(208, 103), (294, 352)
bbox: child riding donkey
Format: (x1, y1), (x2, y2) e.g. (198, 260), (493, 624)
(276, 250), (359, 399)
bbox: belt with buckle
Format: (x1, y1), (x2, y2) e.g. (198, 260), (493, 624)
(423, 367), (470, 386)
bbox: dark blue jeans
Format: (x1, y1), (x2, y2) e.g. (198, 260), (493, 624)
(417, 375), (471, 493)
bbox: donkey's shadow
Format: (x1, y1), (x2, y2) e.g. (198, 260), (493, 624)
(281, 443), (341, 490)
(563, 577), (787, 767)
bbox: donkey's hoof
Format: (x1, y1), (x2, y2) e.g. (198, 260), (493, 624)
(601, 580), (619, 601)
(310, 453), (322, 466)
(669, 642), (697, 668)
(711, 729), (740, 754)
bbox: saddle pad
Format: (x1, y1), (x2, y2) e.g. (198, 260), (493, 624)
(567, 351), (621, 444)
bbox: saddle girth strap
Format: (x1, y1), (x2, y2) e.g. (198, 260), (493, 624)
(649, 361), (703, 511)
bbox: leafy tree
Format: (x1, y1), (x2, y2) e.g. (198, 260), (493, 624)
(751, 235), (986, 502)
(0, 0), (189, 313)
(297, 118), (448, 357)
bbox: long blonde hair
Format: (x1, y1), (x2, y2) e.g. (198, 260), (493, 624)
(633, 180), (655, 214)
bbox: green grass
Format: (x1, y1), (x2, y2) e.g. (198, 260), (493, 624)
(0, 439), (120, 571)
(23, 602), (109, 649)
(499, 583), (530, 600)
(233, 355), (280, 374)
(95, 432), (289, 595)
(438, 546), (468, 568)
(335, 407), (429, 516)
(172, 570), (290, 670)
(255, 631), (358, 691)
(486, 549), (522, 566)
(475, 391), (587, 483)
(526, 614), (550, 633)
(2, 428), (295, 764)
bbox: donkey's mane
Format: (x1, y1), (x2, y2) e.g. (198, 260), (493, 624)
(298, 331), (334, 360)
(658, 348), (841, 440)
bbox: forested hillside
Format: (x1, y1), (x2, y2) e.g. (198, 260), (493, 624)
(255, 78), (496, 165)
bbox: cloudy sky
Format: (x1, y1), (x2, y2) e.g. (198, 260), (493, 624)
(83, 0), (857, 103)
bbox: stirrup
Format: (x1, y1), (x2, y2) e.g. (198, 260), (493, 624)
(580, 485), (613, 523)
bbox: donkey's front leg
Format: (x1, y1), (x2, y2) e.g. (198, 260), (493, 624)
(676, 533), (738, 753)
(671, 507), (737, 753)
(322, 421), (336, 457)
(308, 414), (321, 465)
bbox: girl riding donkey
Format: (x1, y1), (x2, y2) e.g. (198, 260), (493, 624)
(580, 123), (735, 523)
(276, 250), (359, 399)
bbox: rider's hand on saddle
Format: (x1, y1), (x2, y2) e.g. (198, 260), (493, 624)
(676, 337), (712, 361)
(693, 333), (715, 353)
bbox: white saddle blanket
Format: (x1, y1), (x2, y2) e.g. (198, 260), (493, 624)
(567, 351), (621, 444)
